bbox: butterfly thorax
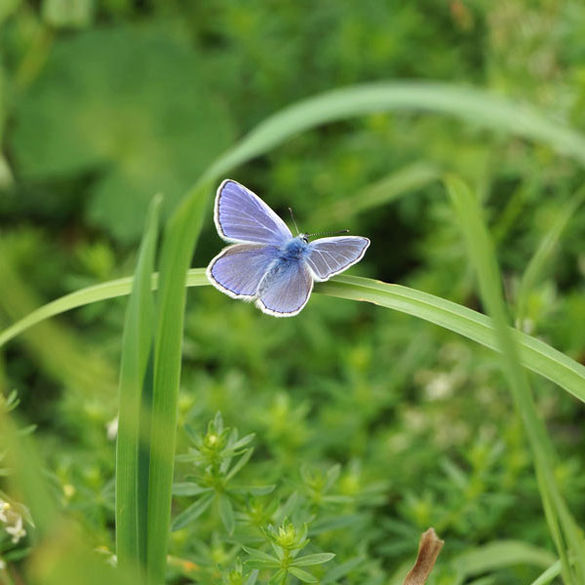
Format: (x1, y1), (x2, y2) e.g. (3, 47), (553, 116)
(279, 236), (310, 261)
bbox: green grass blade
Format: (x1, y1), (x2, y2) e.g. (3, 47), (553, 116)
(445, 175), (585, 584)
(308, 161), (439, 227)
(452, 540), (556, 577)
(116, 195), (161, 572)
(515, 183), (585, 327)
(316, 275), (585, 404)
(3, 271), (585, 406)
(0, 240), (116, 397)
(529, 561), (562, 585)
(146, 181), (212, 585)
(0, 275), (145, 348)
(205, 82), (585, 178)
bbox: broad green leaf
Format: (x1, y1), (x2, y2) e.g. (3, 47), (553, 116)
(10, 27), (232, 242)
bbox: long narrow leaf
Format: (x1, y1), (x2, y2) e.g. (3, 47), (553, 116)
(445, 176), (585, 584)
(309, 161), (439, 226)
(116, 195), (161, 571)
(205, 82), (585, 178)
(2, 271), (585, 405)
(146, 181), (212, 585)
(515, 184), (585, 326)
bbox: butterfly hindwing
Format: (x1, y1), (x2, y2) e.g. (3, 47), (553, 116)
(256, 260), (313, 317)
(215, 179), (292, 245)
(207, 243), (279, 299)
(306, 236), (370, 281)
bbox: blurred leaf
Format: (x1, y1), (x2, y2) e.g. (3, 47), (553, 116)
(171, 482), (211, 496)
(292, 553), (336, 567)
(0, 0), (20, 25)
(42, 0), (94, 28)
(170, 492), (214, 531)
(288, 566), (318, 583)
(309, 161), (439, 226)
(10, 26), (233, 242)
(218, 493), (235, 535)
(529, 561), (562, 585)
(515, 184), (585, 328)
(453, 540), (556, 577)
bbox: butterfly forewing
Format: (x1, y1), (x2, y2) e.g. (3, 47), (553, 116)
(256, 261), (313, 317)
(207, 244), (279, 299)
(306, 236), (370, 281)
(215, 180), (292, 245)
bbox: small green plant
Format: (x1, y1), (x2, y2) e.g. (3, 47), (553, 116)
(244, 521), (335, 584)
(173, 412), (274, 534)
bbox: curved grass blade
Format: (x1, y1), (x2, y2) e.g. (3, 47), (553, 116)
(309, 161), (439, 227)
(452, 541), (556, 577)
(445, 176), (585, 585)
(205, 82), (585, 179)
(116, 195), (161, 572)
(515, 183), (585, 327)
(529, 561), (562, 585)
(2, 270), (585, 406)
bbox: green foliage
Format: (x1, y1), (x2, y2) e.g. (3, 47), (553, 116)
(9, 26), (233, 241)
(2, 1), (585, 585)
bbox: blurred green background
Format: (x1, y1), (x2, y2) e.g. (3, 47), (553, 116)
(2, 1), (585, 583)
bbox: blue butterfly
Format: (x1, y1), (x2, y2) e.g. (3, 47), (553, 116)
(207, 179), (370, 317)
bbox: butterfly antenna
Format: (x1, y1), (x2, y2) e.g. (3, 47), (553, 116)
(288, 207), (301, 235)
(306, 229), (350, 239)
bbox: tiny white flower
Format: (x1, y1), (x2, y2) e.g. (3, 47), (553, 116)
(425, 373), (454, 400)
(5, 515), (26, 544)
